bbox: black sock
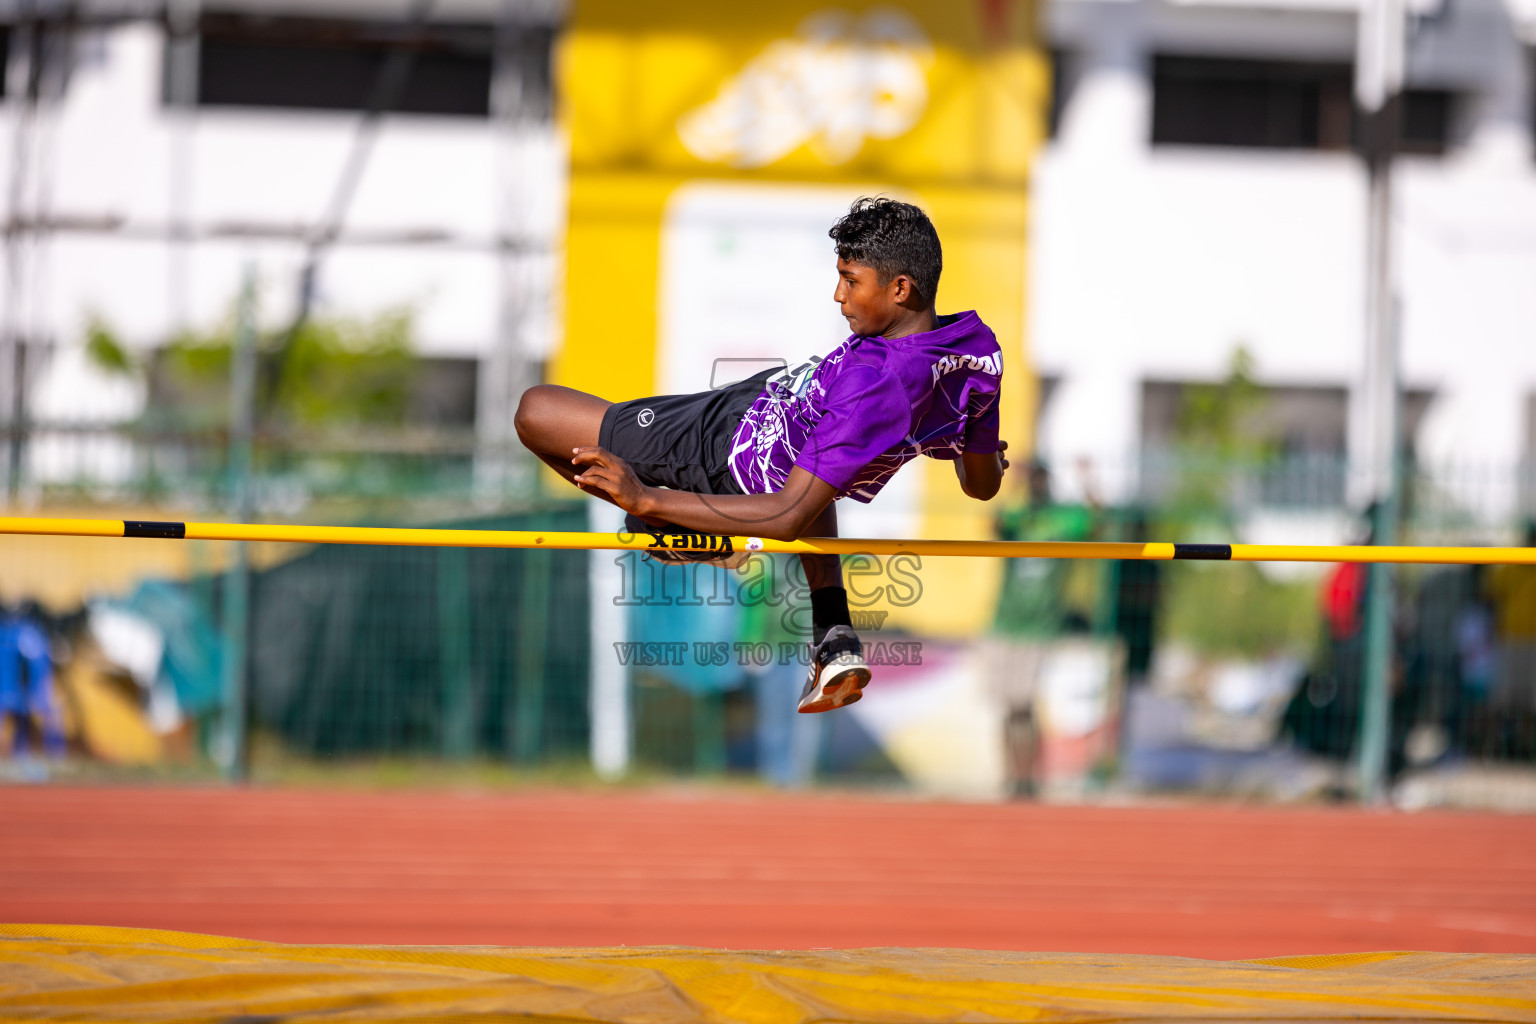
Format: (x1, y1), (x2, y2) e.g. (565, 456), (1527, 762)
(810, 586), (852, 645)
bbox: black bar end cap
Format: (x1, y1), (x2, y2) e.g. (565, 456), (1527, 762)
(1173, 543), (1232, 561)
(124, 520), (187, 539)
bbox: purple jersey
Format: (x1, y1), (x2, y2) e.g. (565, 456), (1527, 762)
(727, 311), (1003, 503)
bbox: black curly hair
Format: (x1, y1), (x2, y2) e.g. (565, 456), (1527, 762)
(828, 197), (942, 308)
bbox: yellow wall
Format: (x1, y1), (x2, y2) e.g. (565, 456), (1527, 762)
(563, 173), (675, 401)
(558, 1), (1047, 636)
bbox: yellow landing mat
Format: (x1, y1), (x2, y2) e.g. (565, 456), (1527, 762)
(1, 924), (1534, 1023)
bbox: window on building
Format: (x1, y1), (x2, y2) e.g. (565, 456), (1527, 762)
(407, 357), (480, 427)
(1047, 48), (1070, 139)
(1151, 55), (1455, 153)
(188, 14), (543, 118)
(1144, 380), (1325, 451)
(1139, 378), (1434, 507)
(1152, 56), (1355, 149)
(1400, 88), (1455, 155)
(1031, 372), (1061, 452)
(145, 351), (478, 429)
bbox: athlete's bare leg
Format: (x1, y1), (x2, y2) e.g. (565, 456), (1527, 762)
(515, 387), (847, 554)
(515, 385), (672, 525)
(514, 384), (611, 489)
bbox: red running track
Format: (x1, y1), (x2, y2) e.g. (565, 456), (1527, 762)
(1, 787), (1533, 959)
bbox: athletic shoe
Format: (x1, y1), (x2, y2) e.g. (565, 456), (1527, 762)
(797, 625), (871, 714)
(623, 513), (749, 569)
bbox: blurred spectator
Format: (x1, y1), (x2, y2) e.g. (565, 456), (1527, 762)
(1455, 566), (1499, 754)
(1402, 564), (1496, 763)
(736, 556), (819, 787)
(1281, 511), (1374, 761)
(0, 606), (64, 758)
(1322, 560), (1370, 642)
(1112, 510), (1162, 689)
(1408, 567), (1474, 736)
(992, 459), (1099, 637)
(1456, 577), (1499, 704)
(989, 459), (1105, 797)
(1486, 521), (1536, 757)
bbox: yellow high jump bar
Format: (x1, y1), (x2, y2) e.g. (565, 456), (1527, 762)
(2, 515), (1535, 564)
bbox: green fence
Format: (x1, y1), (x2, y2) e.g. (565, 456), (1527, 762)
(4, 430), (1536, 806)
(247, 508), (590, 763)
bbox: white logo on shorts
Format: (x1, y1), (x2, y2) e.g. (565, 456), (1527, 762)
(637, 408), (655, 427)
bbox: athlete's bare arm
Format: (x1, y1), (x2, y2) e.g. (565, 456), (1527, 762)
(954, 440), (1009, 501)
(571, 446), (837, 543)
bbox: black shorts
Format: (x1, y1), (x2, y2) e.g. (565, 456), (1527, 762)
(598, 370), (773, 495)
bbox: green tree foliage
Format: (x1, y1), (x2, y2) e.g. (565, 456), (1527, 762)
(84, 317), (136, 376)
(1157, 347), (1318, 658)
(85, 307), (417, 433)
(1163, 345), (1278, 529)
(1173, 346), (1272, 463)
(1161, 561), (1319, 658)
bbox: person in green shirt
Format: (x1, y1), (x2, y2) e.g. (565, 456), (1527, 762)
(987, 458), (1103, 797)
(992, 459), (1098, 637)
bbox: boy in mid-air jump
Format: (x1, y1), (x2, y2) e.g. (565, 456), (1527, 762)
(515, 197), (1008, 713)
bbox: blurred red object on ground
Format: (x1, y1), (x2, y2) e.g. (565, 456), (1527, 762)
(1, 787), (1532, 959)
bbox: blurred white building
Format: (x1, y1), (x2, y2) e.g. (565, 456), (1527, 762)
(6, 0), (1534, 531)
(1032, 0), (1536, 529)
(0, 0), (561, 490)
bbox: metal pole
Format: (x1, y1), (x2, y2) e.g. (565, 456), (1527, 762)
(294, 0), (437, 297)
(438, 545), (473, 760)
(513, 545), (551, 762)
(1354, 0), (1405, 803)
(588, 502), (631, 779)
(26, 4), (75, 503)
(165, 0), (200, 335)
(272, 0), (436, 392)
(1, 4), (40, 504)
(478, 0), (544, 504)
(218, 265), (257, 780)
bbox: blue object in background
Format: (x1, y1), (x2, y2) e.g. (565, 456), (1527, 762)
(751, 658), (821, 787)
(0, 615), (64, 757)
(627, 559), (743, 696)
